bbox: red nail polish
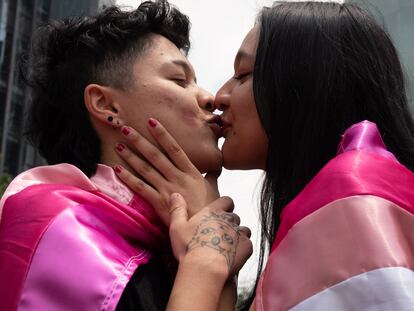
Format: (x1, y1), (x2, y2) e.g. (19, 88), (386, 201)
(148, 118), (157, 128)
(115, 143), (125, 152)
(122, 127), (131, 136)
(114, 165), (122, 174)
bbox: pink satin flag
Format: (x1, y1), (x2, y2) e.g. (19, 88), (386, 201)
(257, 121), (414, 310)
(0, 164), (168, 311)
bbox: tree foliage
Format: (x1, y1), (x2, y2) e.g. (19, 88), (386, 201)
(0, 174), (12, 197)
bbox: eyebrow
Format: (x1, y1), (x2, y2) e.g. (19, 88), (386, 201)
(234, 50), (255, 69)
(171, 59), (197, 83)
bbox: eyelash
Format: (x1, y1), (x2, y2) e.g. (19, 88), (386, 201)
(172, 78), (188, 87)
(234, 73), (250, 82)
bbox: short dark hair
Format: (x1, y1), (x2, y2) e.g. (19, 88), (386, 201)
(243, 1), (414, 307)
(23, 0), (190, 176)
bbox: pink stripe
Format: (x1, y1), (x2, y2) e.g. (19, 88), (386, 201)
(0, 164), (97, 219)
(337, 120), (397, 161)
(18, 205), (151, 311)
(0, 186), (76, 311)
(0, 184), (165, 310)
(274, 150), (414, 250)
(258, 195), (414, 311)
(90, 164), (134, 206)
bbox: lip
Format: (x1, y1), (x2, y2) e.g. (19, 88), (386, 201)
(208, 123), (223, 139)
(221, 125), (231, 138)
(207, 115), (223, 139)
(220, 118), (232, 138)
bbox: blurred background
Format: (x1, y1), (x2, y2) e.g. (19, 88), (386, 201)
(0, 0), (413, 289)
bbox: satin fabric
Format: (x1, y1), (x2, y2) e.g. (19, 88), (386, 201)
(257, 196), (414, 310)
(0, 164), (167, 311)
(291, 267), (414, 311)
(256, 121), (414, 311)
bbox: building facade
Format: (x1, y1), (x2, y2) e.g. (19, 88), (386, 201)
(0, 0), (113, 176)
(348, 0), (414, 107)
(1, 0), (413, 177)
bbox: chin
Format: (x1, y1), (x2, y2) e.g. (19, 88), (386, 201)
(222, 151), (253, 171)
(222, 146), (243, 170)
(192, 148), (223, 173)
(222, 160), (243, 170)
(222, 143), (266, 170)
(223, 157), (266, 171)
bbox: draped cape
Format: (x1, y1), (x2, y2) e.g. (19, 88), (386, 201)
(256, 121), (414, 310)
(0, 164), (167, 311)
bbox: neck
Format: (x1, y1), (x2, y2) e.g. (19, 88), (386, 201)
(99, 136), (138, 176)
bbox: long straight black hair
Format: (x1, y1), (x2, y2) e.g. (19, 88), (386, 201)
(241, 1), (414, 309)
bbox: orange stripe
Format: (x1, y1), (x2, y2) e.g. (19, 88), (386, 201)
(257, 195), (414, 311)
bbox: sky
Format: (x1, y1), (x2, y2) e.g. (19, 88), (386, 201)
(115, 0), (343, 286)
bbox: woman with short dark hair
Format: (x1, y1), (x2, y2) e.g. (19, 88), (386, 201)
(0, 1), (251, 310)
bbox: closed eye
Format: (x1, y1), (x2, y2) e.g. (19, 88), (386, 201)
(171, 78), (188, 87)
(234, 72), (251, 82)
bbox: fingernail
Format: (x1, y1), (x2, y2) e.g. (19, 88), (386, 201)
(114, 165), (122, 174)
(148, 118), (157, 128)
(122, 127), (131, 136)
(115, 143), (125, 152)
(169, 193), (180, 205)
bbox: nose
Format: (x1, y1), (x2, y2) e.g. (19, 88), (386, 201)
(214, 79), (231, 112)
(198, 88), (215, 113)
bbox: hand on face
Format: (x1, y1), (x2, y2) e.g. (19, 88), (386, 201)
(169, 194), (253, 278)
(114, 119), (221, 226)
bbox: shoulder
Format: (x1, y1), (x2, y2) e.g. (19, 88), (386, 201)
(257, 151), (414, 311)
(1, 163), (98, 223)
(275, 150), (414, 247)
(1, 163), (96, 208)
(258, 194), (414, 310)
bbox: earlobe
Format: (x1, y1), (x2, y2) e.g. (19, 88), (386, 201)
(107, 115), (123, 127)
(84, 84), (123, 128)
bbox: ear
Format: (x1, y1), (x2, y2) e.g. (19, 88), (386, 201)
(84, 84), (123, 127)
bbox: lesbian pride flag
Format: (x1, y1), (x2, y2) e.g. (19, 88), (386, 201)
(256, 121), (414, 310)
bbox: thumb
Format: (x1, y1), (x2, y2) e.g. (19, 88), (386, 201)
(205, 169), (221, 193)
(169, 193), (188, 227)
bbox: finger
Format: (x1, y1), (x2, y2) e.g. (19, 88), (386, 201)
(115, 143), (165, 188)
(121, 126), (179, 180)
(207, 196), (234, 213)
(233, 239), (253, 274)
(147, 118), (197, 174)
(114, 165), (159, 206)
(238, 226), (252, 238)
(169, 193), (189, 228)
(221, 212), (240, 226)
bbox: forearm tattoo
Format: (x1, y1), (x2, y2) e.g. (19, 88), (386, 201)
(186, 212), (241, 271)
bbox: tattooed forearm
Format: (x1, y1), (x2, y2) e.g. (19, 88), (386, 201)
(186, 212), (241, 271)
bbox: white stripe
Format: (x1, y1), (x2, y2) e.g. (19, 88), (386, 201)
(290, 267), (414, 311)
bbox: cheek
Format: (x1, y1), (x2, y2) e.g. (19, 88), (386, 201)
(121, 85), (201, 137)
(158, 94), (200, 126)
(223, 125), (267, 169)
(223, 88), (268, 168)
(231, 82), (255, 119)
